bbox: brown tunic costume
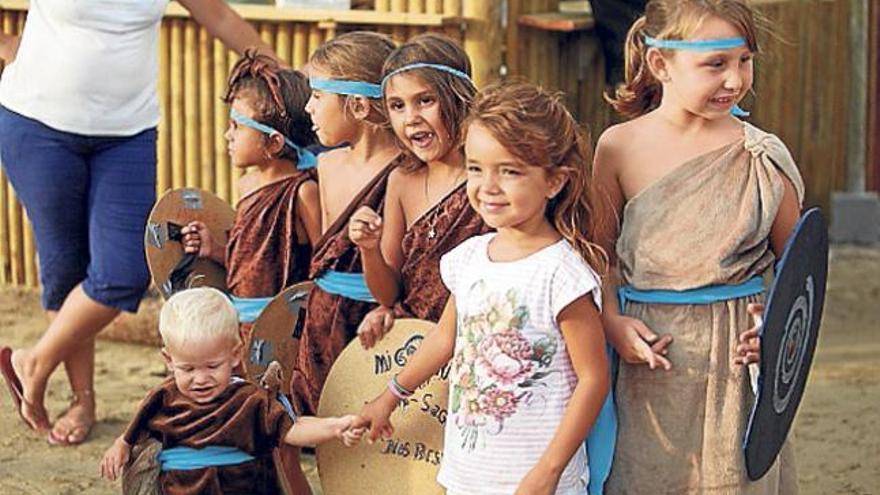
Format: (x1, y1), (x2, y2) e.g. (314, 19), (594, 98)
(289, 157), (400, 415)
(394, 182), (488, 321)
(607, 123), (802, 494)
(122, 377), (294, 495)
(226, 172), (314, 299)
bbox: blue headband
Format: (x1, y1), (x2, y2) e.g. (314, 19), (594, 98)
(229, 108), (316, 170)
(643, 36), (747, 52)
(309, 78), (383, 99)
(381, 63), (474, 92)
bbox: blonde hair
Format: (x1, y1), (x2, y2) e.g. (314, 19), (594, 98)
(309, 31), (396, 125)
(159, 287), (240, 349)
(465, 81), (609, 274)
(382, 33), (476, 171)
(609, 0), (759, 119)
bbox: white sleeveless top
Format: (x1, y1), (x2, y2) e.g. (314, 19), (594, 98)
(438, 233), (602, 494)
(0, 0), (169, 135)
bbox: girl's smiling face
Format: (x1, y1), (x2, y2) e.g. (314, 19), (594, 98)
(464, 122), (565, 233)
(655, 16), (754, 119)
(384, 72), (456, 164)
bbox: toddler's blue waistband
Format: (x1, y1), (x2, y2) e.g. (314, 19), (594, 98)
(158, 445), (255, 471)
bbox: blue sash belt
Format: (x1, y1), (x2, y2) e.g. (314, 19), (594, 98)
(618, 276), (765, 310)
(158, 446), (255, 471)
(314, 270), (377, 303)
(229, 295), (273, 323)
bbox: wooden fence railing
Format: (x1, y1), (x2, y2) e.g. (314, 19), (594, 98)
(0, 0), (866, 287)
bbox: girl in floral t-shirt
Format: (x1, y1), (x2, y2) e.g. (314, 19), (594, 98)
(361, 82), (611, 495)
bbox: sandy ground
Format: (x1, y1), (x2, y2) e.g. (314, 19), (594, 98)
(0, 245), (877, 495)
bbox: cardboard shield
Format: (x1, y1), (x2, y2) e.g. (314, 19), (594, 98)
(316, 319), (447, 495)
(144, 188), (235, 299)
(744, 208), (828, 480)
(244, 282), (313, 394)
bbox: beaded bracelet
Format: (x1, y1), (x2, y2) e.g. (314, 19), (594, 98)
(387, 374), (414, 401)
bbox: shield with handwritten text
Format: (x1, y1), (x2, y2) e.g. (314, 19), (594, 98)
(316, 319), (447, 495)
(144, 188), (235, 299)
(244, 282), (312, 395)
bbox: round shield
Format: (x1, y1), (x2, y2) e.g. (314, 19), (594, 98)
(316, 319), (447, 495)
(244, 282), (313, 394)
(744, 207), (828, 480)
(144, 188), (235, 299)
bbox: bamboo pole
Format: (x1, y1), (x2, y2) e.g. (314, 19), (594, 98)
(307, 23), (324, 56)
(228, 49), (242, 205)
(170, 19), (186, 189)
(7, 181), (22, 285)
(157, 21), (172, 195)
(214, 40), (231, 202)
(199, 27), (215, 193)
(0, 167), (9, 285)
(293, 23), (309, 69)
(22, 210), (35, 287)
(277, 23), (293, 66)
(184, 20), (200, 189)
(463, 0), (503, 87)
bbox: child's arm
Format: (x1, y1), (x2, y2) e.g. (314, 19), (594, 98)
(349, 171), (407, 306)
(0, 32), (20, 63)
(592, 130), (672, 370)
(99, 435), (131, 482)
(283, 415), (369, 447)
(181, 221), (226, 265)
(356, 305), (396, 350)
(515, 296), (609, 495)
(734, 175), (802, 366)
(295, 179), (322, 247)
(360, 297), (458, 441)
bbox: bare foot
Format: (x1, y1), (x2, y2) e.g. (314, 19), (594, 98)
(48, 390), (95, 445)
(10, 349), (51, 431)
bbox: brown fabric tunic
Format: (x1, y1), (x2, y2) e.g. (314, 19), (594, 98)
(226, 172), (314, 299)
(289, 157), (400, 415)
(122, 377), (294, 495)
(607, 123), (803, 494)
(394, 182), (488, 321)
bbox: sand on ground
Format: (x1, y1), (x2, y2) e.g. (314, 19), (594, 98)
(0, 246), (877, 495)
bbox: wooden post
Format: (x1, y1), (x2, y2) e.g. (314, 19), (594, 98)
(868, 0), (880, 192)
(170, 19), (185, 189)
(463, 0), (503, 87)
(214, 39), (230, 202)
(199, 27), (215, 193)
(158, 22), (172, 195)
(184, 21), (200, 188)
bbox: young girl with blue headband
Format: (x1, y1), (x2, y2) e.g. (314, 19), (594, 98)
(347, 33), (488, 335)
(289, 31), (404, 417)
(594, 0), (801, 492)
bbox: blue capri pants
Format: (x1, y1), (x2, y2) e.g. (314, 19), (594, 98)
(0, 105), (156, 312)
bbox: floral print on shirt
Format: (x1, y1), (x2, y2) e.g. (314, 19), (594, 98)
(450, 281), (558, 451)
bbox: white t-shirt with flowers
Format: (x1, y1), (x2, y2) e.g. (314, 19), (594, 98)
(437, 233), (602, 495)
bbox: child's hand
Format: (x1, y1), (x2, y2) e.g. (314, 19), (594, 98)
(360, 390), (398, 443)
(606, 314), (673, 370)
(514, 464), (560, 495)
(181, 221), (213, 258)
(349, 206), (383, 251)
(734, 303), (763, 366)
(99, 436), (131, 482)
(336, 415), (369, 447)
(357, 306), (395, 350)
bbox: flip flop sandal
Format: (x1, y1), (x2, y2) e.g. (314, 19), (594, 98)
(46, 390), (95, 446)
(0, 346), (32, 430)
